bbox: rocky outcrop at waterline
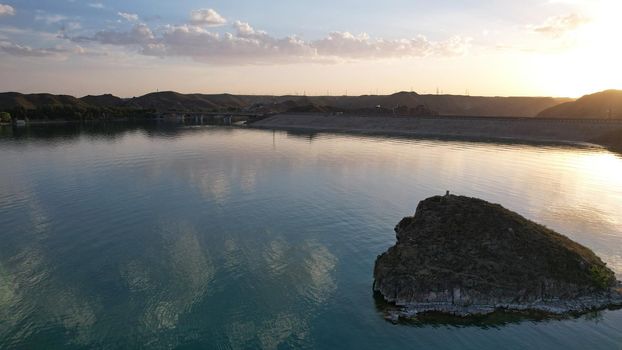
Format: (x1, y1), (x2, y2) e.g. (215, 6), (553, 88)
(373, 194), (622, 319)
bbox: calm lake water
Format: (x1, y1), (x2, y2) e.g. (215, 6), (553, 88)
(1, 123), (621, 349)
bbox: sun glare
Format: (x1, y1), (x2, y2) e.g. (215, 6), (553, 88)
(533, 0), (622, 97)
(581, 0), (622, 56)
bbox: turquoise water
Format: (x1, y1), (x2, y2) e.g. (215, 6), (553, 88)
(1, 123), (621, 349)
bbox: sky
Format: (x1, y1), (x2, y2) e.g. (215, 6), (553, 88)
(0, 0), (620, 98)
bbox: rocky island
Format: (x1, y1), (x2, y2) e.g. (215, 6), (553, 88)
(373, 194), (622, 319)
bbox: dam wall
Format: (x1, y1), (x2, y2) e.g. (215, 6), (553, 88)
(251, 113), (622, 145)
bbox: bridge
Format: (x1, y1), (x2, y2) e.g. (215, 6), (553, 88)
(157, 112), (267, 125)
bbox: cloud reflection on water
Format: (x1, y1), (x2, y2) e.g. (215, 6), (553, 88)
(130, 222), (215, 332)
(1, 125), (622, 348)
(218, 230), (338, 349)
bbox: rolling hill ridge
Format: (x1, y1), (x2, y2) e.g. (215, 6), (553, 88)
(0, 90), (575, 119)
(538, 90), (622, 119)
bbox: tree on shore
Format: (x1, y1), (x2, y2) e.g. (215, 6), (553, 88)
(0, 111), (11, 123)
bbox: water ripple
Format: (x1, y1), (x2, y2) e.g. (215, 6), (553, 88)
(1, 124), (621, 349)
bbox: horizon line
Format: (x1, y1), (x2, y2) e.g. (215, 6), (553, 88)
(4, 89), (611, 100)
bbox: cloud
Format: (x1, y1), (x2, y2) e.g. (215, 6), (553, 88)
(545, 0), (589, 4)
(73, 23), (155, 45)
(0, 40), (80, 57)
(312, 32), (471, 59)
(190, 9), (227, 27)
(118, 12), (139, 22)
(0, 25), (59, 40)
(0, 4), (15, 16)
(35, 14), (68, 24)
(89, 3), (104, 9)
(61, 21), (82, 32)
(139, 22), (315, 63)
(532, 13), (589, 37)
(70, 20), (471, 64)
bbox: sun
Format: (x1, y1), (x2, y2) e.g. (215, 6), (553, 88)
(531, 0), (622, 97)
(580, 0), (622, 54)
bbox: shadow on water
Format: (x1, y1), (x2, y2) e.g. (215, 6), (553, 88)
(1, 120), (622, 348)
(373, 292), (622, 329)
(1, 122), (612, 156)
(282, 129), (321, 142)
(269, 127), (605, 152)
(0, 120), (239, 143)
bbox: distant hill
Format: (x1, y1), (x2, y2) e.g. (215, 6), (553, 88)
(419, 94), (571, 118)
(80, 94), (125, 107)
(0, 90), (574, 119)
(0, 92), (152, 120)
(230, 91), (566, 117)
(0, 92), (91, 110)
(300, 92), (569, 117)
(126, 92), (267, 112)
(537, 90), (622, 119)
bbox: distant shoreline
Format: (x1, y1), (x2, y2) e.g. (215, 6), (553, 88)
(4, 115), (620, 152)
(251, 113), (622, 151)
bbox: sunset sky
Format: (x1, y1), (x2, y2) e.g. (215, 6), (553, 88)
(0, 0), (620, 97)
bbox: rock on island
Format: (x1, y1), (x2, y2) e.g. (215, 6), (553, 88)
(373, 194), (622, 318)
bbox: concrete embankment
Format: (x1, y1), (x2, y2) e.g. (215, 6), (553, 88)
(251, 113), (622, 148)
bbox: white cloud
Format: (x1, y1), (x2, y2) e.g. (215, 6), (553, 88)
(0, 25), (59, 39)
(190, 9), (226, 27)
(0, 40), (79, 57)
(35, 14), (68, 24)
(90, 24), (155, 45)
(61, 21), (82, 31)
(89, 3), (104, 9)
(140, 22), (315, 63)
(313, 32), (471, 59)
(70, 24), (154, 50)
(118, 12), (139, 22)
(234, 21), (257, 37)
(532, 13), (589, 37)
(545, 0), (589, 4)
(70, 20), (471, 64)
(0, 4), (15, 16)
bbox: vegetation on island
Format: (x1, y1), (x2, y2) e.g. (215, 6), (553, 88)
(374, 194), (620, 317)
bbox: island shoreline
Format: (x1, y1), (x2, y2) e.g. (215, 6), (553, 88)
(380, 294), (622, 321)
